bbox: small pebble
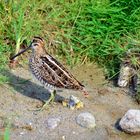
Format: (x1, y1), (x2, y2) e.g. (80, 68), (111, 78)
(62, 95), (84, 109)
(72, 131), (76, 134)
(62, 135), (66, 140)
(46, 118), (60, 129)
(21, 122), (33, 131)
(119, 109), (140, 134)
(19, 131), (25, 136)
(76, 112), (96, 128)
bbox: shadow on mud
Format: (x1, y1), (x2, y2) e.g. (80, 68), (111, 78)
(0, 69), (64, 103)
(115, 118), (123, 132)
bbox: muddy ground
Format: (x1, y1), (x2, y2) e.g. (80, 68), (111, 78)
(0, 64), (140, 140)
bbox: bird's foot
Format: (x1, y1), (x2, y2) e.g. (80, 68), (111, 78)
(36, 90), (56, 111)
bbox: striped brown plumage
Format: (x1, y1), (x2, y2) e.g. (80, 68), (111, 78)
(29, 37), (85, 92)
(10, 37), (88, 109)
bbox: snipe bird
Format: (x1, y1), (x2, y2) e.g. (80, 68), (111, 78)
(11, 37), (88, 110)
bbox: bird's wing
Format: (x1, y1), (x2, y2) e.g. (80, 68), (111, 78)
(39, 54), (84, 90)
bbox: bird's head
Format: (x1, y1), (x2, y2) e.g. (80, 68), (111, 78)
(30, 37), (45, 50)
(29, 37), (46, 55)
(10, 37), (45, 60)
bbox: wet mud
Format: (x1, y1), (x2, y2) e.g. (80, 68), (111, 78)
(0, 64), (139, 140)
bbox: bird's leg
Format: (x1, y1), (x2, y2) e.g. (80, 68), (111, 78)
(50, 89), (56, 103)
(40, 90), (56, 111)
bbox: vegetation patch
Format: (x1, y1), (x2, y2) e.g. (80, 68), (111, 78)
(0, 0), (140, 83)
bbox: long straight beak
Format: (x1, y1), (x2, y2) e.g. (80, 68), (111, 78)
(10, 44), (31, 60)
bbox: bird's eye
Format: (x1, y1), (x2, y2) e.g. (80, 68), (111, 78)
(33, 43), (38, 46)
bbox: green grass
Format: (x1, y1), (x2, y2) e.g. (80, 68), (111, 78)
(4, 127), (10, 140)
(0, 119), (10, 140)
(0, 0), (140, 82)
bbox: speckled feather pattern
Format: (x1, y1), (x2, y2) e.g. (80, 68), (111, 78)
(29, 38), (84, 91)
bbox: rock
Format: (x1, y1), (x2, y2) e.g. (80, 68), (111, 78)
(119, 109), (140, 134)
(21, 121), (33, 131)
(46, 117), (60, 129)
(76, 112), (96, 129)
(62, 95), (84, 110)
